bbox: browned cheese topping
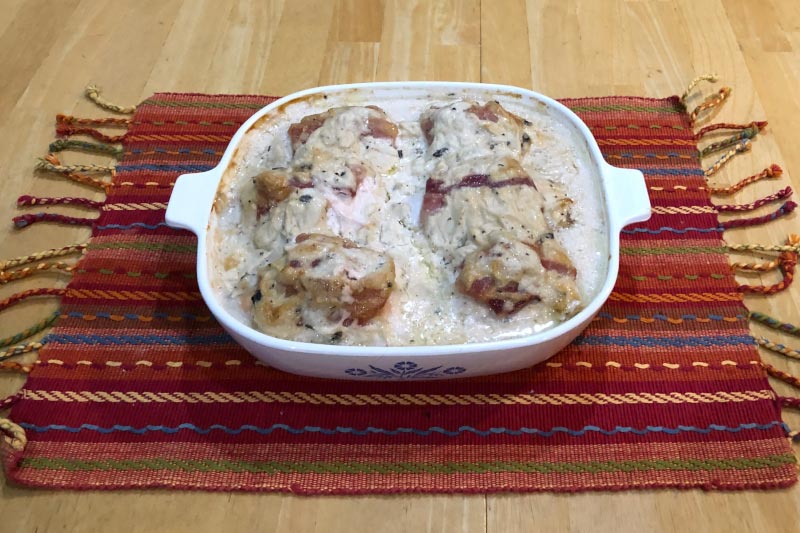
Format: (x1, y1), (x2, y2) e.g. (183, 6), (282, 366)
(420, 100), (582, 317)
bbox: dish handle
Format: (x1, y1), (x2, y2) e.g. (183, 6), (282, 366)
(601, 163), (652, 230)
(165, 170), (220, 234)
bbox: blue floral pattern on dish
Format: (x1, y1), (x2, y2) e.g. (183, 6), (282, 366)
(344, 361), (467, 379)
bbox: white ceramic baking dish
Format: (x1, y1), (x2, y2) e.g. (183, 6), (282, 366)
(165, 82), (651, 381)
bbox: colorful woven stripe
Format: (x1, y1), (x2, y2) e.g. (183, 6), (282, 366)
(2, 93), (796, 493)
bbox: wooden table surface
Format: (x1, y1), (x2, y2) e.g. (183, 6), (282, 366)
(1, 1), (799, 531)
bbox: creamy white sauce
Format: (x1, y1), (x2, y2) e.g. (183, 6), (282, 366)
(210, 93), (608, 347)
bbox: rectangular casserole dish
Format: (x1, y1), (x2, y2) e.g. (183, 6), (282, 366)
(165, 82), (651, 380)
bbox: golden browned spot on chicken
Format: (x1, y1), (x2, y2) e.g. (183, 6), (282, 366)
(252, 168), (314, 217)
(252, 169), (292, 216)
(253, 234), (395, 329)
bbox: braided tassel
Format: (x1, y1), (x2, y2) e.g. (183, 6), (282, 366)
(13, 212), (97, 229)
(708, 165), (782, 196)
(0, 391), (23, 410)
(0, 418), (26, 452)
(0, 311), (59, 348)
(0, 288), (65, 313)
(737, 235), (799, 295)
(17, 195), (104, 209)
(690, 87), (731, 124)
(761, 362), (800, 389)
(704, 139), (751, 177)
(0, 340), (44, 362)
(731, 258), (781, 272)
(756, 338), (800, 360)
(699, 122), (767, 157)
(56, 114), (130, 126)
(85, 85), (137, 114)
(680, 74), (719, 107)
(55, 124), (126, 143)
(35, 156), (114, 174)
(0, 361), (33, 374)
(780, 397), (800, 410)
(0, 261), (75, 284)
(715, 187), (792, 213)
(0, 243), (86, 270)
(750, 312), (800, 336)
(35, 154), (111, 192)
(727, 239), (800, 254)
(49, 139), (124, 158)
(719, 201), (796, 230)
(695, 120), (768, 140)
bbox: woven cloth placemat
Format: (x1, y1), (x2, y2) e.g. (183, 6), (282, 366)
(1, 91), (797, 493)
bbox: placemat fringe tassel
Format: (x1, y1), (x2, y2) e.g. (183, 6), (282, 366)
(699, 121), (767, 157)
(35, 154), (112, 192)
(13, 212), (97, 229)
(719, 201), (797, 230)
(691, 87), (732, 125)
(49, 139), (123, 158)
(56, 114), (130, 127)
(0, 341), (44, 363)
(732, 235), (799, 294)
(85, 85), (136, 114)
(693, 79), (800, 451)
(708, 165), (782, 196)
(780, 396), (800, 410)
(0, 288), (66, 313)
(680, 74), (719, 107)
(17, 195), (104, 209)
(751, 311), (800, 336)
(715, 186), (792, 212)
(0, 418), (27, 452)
(695, 120), (769, 140)
(0, 312), (59, 349)
(35, 157), (114, 175)
(759, 363), (800, 444)
(0, 362), (32, 374)
(0, 243), (87, 271)
(704, 139), (751, 176)
(0, 261), (75, 284)
(757, 338), (800, 360)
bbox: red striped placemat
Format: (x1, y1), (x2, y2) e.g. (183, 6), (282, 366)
(0, 83), (797, 493)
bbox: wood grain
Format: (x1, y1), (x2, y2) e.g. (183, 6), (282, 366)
(1, 1), (798, 531)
